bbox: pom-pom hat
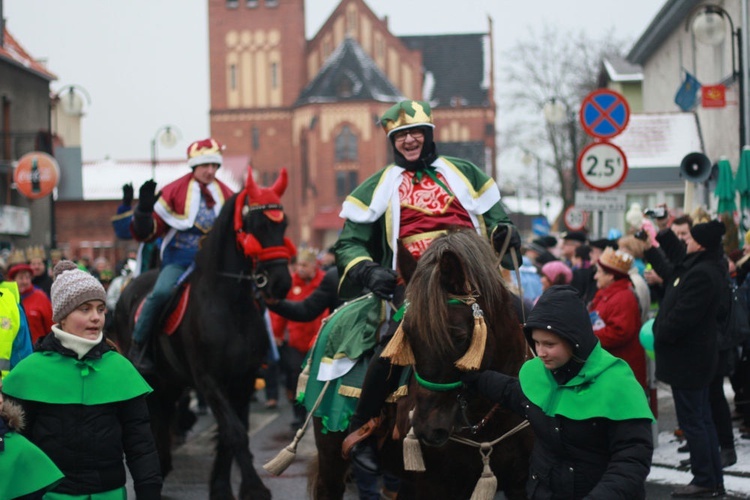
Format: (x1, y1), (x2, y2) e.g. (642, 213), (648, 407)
(380, 100), (435, 137)
(50, 260), (107, 323)
(187, 138), (223, 169)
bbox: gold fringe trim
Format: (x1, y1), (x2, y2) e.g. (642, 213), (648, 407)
(338, 385), (362, 398)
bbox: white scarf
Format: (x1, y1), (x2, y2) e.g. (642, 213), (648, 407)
(52, 325), (103, 360)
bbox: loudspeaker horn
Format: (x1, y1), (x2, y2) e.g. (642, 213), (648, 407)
(679, 152), (713, 183)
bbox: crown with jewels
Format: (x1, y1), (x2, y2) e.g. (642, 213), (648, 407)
(597, 247), (633, 277)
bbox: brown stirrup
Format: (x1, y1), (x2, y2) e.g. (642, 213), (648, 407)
(341, 417), (382, 460)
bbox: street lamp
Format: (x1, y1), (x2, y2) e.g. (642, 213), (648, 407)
(687, 4), (746, 151)
(522, 149), (544, 215)
(56, 85), (91, 116)
(150, 125), (181, 179)
(543, 97), (579, 204)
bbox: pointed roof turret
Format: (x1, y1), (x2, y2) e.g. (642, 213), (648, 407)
(297, 36), (404, 105)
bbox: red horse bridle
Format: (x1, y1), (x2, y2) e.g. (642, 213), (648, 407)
(233, 167), (296, 264)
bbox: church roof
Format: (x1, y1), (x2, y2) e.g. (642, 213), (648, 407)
(400, 33), (490, 107)
(296, 36), (404, 105)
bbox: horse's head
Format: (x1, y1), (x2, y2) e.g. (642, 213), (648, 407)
(233, 167), (294, 300)
(391, 230), (526, 447)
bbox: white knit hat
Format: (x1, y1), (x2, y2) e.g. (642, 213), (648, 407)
(51, 260), (107, 322)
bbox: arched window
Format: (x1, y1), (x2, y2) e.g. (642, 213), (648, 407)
(335, 125), (358, 162)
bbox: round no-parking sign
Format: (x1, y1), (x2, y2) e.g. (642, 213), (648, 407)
(576, 141), (629, 192)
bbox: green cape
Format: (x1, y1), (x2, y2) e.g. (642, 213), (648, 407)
(2, 350), (152, 405)
(519, 343), (654, 421)
(0, 432), (64, 498)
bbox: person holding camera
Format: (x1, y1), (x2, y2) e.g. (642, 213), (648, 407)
(642, 217), (727, 497)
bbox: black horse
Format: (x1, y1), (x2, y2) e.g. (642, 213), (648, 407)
(112, 167), (293, 500)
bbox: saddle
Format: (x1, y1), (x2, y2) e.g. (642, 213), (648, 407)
(134, 282), (191, 336)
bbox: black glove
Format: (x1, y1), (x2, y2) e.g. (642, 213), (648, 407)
(137, 180), (158, 212)
(349, 261), (398, 299)
(492, 223), (521, 256)
(122, 183), (134, 207)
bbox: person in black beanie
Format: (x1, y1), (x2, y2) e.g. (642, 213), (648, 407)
(643, 219), (727, 497)
(570, 238), (617, 306)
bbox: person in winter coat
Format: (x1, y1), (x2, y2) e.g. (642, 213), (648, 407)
(463, 285), (654, 499)
(8, 263), (53, 345)
(0, 373), (63, 500)
(589, 248), (646, 389)
(643, 219), (727, 497)
(2, 261), (162, 499)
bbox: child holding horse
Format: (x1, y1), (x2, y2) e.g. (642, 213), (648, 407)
(463, 285), (654, 499)
(2, 261), (162, 499)
(334, 99), (522, 475)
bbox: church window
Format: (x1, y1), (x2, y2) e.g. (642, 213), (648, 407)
(336, 170), (359, 198)
(252, 127), (260, 150)
(335, 125), (358, 162)
(271, 62), (279, 89)
(246, 0), (258, 7)
(229, 64), (237, 90)
(226, 0), (238, 8)
(265, 0), (278, 6)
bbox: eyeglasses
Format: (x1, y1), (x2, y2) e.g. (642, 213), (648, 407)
(393, 129), (424, 142)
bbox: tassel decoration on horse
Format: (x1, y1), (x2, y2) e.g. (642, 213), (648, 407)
(380, 322), (416, 366)
(469, 444), (497, 500)
(403, 410), (426, 472)
(454, 301), (488, 371)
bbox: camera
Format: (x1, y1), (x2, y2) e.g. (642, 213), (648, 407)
(643, 207), (667, 219)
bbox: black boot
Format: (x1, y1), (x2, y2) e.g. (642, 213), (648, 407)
(347, 416), (382, 475)
(128, 341), (155, 373)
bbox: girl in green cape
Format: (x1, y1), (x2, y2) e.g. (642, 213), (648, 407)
(464, 285), (654, 499)
(2, 261), (162, 499)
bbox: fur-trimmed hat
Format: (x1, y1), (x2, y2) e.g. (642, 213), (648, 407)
(690, 220), (725, 250)
(50, 260), (107, 323)
(597, 247), (633, 278)
(187, 138), (223, 169)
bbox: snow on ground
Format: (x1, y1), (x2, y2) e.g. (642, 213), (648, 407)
(650, 382), (750, 498)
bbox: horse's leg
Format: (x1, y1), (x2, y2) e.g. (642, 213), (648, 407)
(146, 378), (177, 477)
(312, 417), (347, 500)
(198, 374), (270, 500)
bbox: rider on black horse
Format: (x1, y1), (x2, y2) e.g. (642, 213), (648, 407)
(334, 99), (522, 473)
(128, 138), (235, 371)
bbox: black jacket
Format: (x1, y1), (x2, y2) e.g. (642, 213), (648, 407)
(9, 335), (162, 499)
(645, 230), (726, 388)
(469, 286), (653, 499)
(267, 267), (342, 321)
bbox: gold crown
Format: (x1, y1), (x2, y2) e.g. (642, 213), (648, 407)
(598, 247), (633, 276)
(26, 245), (46, 261)
(380, 100), (435, 137)
(6, 248), (27, 266)
(49, 249), (63, 260)
(297, 248), (318, 263)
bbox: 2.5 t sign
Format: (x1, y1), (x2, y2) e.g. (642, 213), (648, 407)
(576, 141), (628, 192)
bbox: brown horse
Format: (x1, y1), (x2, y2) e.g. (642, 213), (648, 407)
(113, 167), (294, 500)
(389, 228), (533, 499)
(306, 229), (533, 499)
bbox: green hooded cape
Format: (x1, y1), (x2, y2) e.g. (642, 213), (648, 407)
(519, 343), (654, 421)
(2, 350), (152, 405)
(0, 432), (64, 498)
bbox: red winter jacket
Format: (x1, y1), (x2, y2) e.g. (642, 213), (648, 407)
(589, 278), (646, 388)
(270, 268), (327, 353)
(21, 287), (53, 344)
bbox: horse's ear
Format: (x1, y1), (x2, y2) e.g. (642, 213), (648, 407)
(439, 250), (468, 294)
(271, 168), (288, 197)
(396, 240), (417, 285)
(245, 165), (261, 198)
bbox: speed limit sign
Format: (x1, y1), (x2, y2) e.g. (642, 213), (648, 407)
(576, 141), (628, 192)
(564, 206), (588, 231)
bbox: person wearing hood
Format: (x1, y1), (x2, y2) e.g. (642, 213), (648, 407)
(2, 261), (162, 499)
(335, 99), (521, 475)
(463, 285), (654, 499)
(643, 219), (729, 497)
(0, 373), (64, 499)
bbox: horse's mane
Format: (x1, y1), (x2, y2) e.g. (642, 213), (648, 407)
(404, 230), (509, 359)
(194, 192), (241, 277)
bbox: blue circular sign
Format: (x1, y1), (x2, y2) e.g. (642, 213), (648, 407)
(580, 89), (630, 139)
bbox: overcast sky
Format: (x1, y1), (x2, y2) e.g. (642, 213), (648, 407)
(5, 0), (664, 164)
